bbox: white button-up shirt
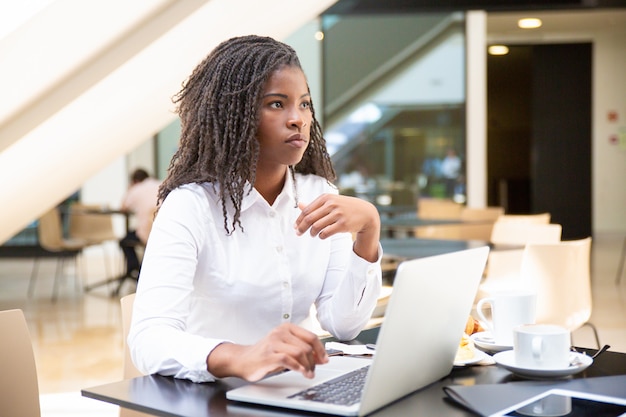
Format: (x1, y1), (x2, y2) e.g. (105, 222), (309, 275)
(129, 173), (382, 382)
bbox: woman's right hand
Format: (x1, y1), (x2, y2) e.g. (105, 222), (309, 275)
(206, 323), (329, 382)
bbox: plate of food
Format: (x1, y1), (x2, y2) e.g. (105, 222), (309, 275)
(455, 333), (489, 366)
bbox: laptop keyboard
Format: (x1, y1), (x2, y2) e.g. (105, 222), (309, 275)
(287, 365), (370, 406)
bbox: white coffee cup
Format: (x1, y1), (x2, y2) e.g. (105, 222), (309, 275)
(476, 291), (536, 346)
(514, 324), (571, 369)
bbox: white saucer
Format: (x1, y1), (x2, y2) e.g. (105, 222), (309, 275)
(454, 348), (488, 366)
(470, 331), (513, 353)
(493, 350), (593, 379)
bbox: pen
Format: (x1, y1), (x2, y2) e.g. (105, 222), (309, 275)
(366, 343), (376, 351)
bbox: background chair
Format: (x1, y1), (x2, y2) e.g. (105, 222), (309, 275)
(120, 293), (151, 417)
(69, 203), (121, 280)
(416, 198), (463, 220)
(520, 237), (599, 348)
(616, 235), (626, 284)
(0, 309), (40, 417)
(493, 212), (551, 224)
(489, 221), (560, 249)
(476, 223), (563, 300)
(29, 206), (89, 301)
(460, 206), (505, 222)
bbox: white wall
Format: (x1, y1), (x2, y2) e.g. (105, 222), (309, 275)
(593, 27), (626, 233)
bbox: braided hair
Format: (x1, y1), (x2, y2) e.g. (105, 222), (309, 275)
(159, 35), (335, 235)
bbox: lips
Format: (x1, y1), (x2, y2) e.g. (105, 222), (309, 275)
(285, 134), (308, 148)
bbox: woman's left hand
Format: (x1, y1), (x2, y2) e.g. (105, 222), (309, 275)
(294, 194), (380, 262)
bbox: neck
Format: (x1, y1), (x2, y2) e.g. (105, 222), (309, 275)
(254, 166), (288, 206)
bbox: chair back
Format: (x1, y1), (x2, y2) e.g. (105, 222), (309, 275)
(521, 237), (593, 330)
(37, 207), (66, 251)
(417, 198), (463, 220)
(490, 222), (562, 248)
(120, 293), (142, 379)
(120, 293), (151, 417)
(69, 203), (118, 244)
(0, 309), (40, 417)
(494, 213), (551, 224)
(460, 206), (505, 222)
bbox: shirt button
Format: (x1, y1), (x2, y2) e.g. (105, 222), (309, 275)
(276, 246), (283, 253)
(283, 281), (289, 288)
(269, 211), (276, 218)
(283, 313), (290, 319)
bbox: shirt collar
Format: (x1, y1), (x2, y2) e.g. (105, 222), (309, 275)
(240, 169), (297, 212)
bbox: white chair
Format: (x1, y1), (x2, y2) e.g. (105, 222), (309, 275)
(520, 237), (600, 348)
(417, 198), (463, 220)
(490, 222), (561, 249)
(477, 224), (562, 300)
(0, 309), (40, 417)
(69, 203), (121, 280)
(494, 213), (551, 224)
(30, 207), (90, 301)
(120, 293), (151, 417)
(460, 206), (505, 222)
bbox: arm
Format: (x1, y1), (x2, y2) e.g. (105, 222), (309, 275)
(294, 194), (383, 340)
(294, 194), (381, 262)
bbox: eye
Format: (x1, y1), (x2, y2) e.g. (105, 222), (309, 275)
(300, 100), (312, 110)
(269, 101), (283, 109)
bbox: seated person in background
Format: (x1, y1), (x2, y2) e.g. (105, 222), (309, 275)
(119, 168), (161, 278)
(128, 35), (383, 384)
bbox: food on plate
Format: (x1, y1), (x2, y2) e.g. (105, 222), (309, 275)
(455, 333), (476, 362)
(464, 315), (484, 335)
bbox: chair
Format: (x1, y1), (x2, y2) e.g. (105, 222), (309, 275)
(29, 207), (90, 301)
(490, 222), (561, 249)
(120, 293), (151, 417)
(493, 212), (551, 224)
(414, 205), (505, 241)
(69, 203), (121, 279)
(520, 237), (600, 348)
(616, 236), (626, 284)
(460, 206), (505, 222)
(0, 309), (41, 417)
(476, 223), (562, 300)
(417, 198), (463, 220)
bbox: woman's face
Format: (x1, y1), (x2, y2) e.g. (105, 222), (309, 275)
(256, 65), (312, 171)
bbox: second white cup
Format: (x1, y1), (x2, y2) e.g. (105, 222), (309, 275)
(476, 291), (537, 346)
(514, 324), (571, 369)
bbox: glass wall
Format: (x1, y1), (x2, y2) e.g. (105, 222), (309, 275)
(320, 12), (467, 209)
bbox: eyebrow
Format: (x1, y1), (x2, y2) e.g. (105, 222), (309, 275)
(262, 93), (311, 99)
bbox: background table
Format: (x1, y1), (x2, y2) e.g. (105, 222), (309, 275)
(380, 237), (489, 260)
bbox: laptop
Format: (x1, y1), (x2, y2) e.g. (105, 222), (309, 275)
(227, 246), (490, 416)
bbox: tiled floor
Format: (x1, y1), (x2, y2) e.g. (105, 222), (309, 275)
(1, 233), (625, 412)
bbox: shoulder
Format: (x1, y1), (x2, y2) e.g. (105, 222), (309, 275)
(295, 174), (338, 192)
(160, 183), (216, 213)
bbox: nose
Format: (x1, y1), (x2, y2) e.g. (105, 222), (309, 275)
(287, 108), (305, 130)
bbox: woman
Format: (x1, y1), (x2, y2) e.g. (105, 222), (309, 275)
(128, 35), (382, 383)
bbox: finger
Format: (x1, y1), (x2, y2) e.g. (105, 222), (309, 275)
(287, 325), (329, 365)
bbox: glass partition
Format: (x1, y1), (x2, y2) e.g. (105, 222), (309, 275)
(320, 12), (468, 209)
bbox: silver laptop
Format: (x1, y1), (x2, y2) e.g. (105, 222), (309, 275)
(227, 246), (490, 416)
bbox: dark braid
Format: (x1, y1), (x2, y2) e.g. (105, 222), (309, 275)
(159, 35), (335, 234)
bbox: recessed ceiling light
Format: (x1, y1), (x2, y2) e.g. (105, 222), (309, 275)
(314, 31), (324, 41)
(518, 18), (542, 29)
(488, 45), (510, 55)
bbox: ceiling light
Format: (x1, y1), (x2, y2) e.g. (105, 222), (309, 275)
(518, 18), (542, 29)
(314, 31), (324, 41)
(488, 45), (509, 55)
